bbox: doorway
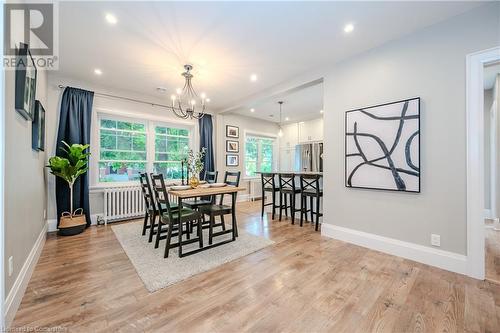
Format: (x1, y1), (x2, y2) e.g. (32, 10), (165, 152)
(466, 46), (500, 280)
(484, 62), (500, 283)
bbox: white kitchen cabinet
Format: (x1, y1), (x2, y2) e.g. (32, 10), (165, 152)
(298, 118), (323, 143)
(279, 147), (296, 171)
(279, 123), (299, 148)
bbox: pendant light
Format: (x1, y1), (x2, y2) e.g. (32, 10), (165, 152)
(278, 101), (284, 137)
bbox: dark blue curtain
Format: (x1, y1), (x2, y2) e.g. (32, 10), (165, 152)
(199, 114), (215, 179)
(56, 87), (94, 227)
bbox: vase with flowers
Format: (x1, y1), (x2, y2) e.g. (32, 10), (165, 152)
(187, 147), (206, 188)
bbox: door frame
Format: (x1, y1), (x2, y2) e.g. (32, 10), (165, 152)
(466, 46), (500, 279)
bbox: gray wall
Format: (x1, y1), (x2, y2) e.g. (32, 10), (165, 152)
(4, 64), (48, 294)
(216, 113), (279, 175)
(322, 4), (499, 255)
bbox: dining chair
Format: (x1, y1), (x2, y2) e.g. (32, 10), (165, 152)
(139, 172), (169, 244)
(299, 174), (323, 231)
(182, 171), (219, 210)
(151, 173), (203, 258)
(200, 171), (241, 244)
(261, 173), (279, 220)
(278, 173), (301, 224)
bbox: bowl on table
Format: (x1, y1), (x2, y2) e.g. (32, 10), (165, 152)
(170, 185), (191, 191)
(210, 183), (227, 188)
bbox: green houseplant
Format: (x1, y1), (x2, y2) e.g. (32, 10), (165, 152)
(187, 147), (206, 187)
(47, 141), (90, 235)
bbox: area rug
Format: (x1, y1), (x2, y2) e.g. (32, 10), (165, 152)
(112, 221), (274, 292)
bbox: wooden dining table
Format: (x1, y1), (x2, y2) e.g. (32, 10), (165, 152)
(168, 185), (246, 257)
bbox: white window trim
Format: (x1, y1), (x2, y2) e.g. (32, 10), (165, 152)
(243, 130), (278, 178)
(92, 111), (196, 188)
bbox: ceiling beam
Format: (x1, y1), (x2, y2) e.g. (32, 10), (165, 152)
(216, 69), (324, 114)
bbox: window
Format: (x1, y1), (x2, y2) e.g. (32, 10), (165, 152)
(98, 115), (192, 183)
(99, 119), (147, 182)
(154, 126), (190, 179)
(245, 135), (275, 177)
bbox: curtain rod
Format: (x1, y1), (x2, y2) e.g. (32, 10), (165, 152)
(57, 84), (174, 110)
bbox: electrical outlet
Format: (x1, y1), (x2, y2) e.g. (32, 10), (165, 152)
(431, 234), (441, 247)
(8, 256), (13, 276)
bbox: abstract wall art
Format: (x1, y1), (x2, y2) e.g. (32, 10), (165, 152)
(345, 97), (420, 193)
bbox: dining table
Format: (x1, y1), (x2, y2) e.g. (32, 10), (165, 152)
(168, 185), (246, 257)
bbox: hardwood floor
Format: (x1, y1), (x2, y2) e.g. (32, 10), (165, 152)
(486, 226), (500, 284)
(12, 201), (500, 332)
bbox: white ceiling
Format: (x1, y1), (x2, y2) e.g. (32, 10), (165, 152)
(485, 62), (500, 90)
(57, 1), (484, 118)
(231, 82), (323, 123)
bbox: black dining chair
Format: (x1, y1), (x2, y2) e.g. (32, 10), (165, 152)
(139, 172), (157, 241)
(182, 171), (219, 210)
(300, 174), (323, 231)
(151, 174), (203, 258)
(279, 173), (301, 224)
(261, 173), (279, 220)
(200, 171), (241, 244)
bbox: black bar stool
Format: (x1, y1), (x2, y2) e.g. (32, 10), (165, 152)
(300, 174), (323, 231)
(279, 173), (301, 224)
(261, 173), (279, 220)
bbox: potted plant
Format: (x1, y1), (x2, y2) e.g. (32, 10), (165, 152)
(47, 141), (90, 236)
(187, 147), (206, 188)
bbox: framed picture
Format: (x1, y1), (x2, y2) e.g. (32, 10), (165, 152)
(15, 43), (37, 120)
(226, 140), (239, 153)
(345, 97), (420, 193)
(226, 154), (239, 167)
(32, 100), (45, 151)
(226, 125), (239, 138)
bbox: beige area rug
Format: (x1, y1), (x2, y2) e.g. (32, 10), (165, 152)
(112, 221), (274, 292)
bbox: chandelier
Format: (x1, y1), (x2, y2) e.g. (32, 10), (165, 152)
(170, 64), (208, 119)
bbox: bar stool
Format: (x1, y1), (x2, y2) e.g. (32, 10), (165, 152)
(261, 173), (279, 220)
(279, 173), (301, 224)
(300, 174), (323, 231)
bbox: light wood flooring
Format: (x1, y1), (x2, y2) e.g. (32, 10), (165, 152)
(12, 201), (500, 332)
(486, 226), (500, 284)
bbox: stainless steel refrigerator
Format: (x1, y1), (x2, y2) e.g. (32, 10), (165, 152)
(295, 142), (323, 172)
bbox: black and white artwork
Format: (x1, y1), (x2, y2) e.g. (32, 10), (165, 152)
(32, 100), (45, 151)
(345, 98), (420, 193)
(226, 140), (239, 153)
(226, 154), (239, 166)
(226, 125), (239, 138)
(15, 43), (37, 120)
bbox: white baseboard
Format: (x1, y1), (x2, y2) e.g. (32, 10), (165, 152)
(4, 223), (47, 327)
(321, 224), (467, 276)
(47, 214), (99, 232)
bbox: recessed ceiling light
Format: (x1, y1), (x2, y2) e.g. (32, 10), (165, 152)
(320, 109), (324, 114)
(250, 74), (258, 82)
(250, 108), (255, 112)
(156, 87), (167, 93)
(344, 23), (354, 33)
(94, 68), (102, 75)
(285, 117), (289, 121)
(105, 13), (118, 25)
